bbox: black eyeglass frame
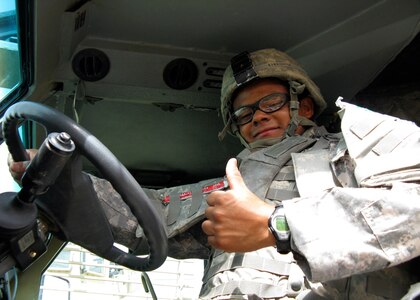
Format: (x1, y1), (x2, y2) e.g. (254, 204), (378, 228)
(232, 93), (290, 126)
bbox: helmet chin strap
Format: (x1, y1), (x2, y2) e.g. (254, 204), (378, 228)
(218, 112), (233, 141)
(286, 80), (317, 137)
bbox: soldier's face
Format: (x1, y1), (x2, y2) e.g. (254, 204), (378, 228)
(232, 80), (290, 143)
(232, 79), (314, 143)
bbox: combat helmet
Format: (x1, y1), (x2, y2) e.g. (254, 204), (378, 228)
(219, 48), (327, 148)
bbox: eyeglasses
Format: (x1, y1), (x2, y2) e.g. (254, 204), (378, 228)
(232, 93), (289, 126)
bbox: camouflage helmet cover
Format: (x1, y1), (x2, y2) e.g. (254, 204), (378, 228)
(220, 48), (327, 134)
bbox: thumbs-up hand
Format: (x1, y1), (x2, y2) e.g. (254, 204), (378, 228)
(202, 158), (276, 252)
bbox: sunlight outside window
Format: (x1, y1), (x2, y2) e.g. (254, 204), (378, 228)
(0, 0), (21, 103)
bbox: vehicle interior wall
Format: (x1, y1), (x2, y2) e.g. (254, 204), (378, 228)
(352, 33), (420, 126)
(26, 0), (420, 187)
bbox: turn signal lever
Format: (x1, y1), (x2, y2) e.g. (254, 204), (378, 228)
(0, 132), (75, 271)
(18, 132), (75, 203)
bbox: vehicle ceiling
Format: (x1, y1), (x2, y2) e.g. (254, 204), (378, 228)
(30, 0), (419, 187)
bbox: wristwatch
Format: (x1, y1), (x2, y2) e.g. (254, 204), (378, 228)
(268, 204), (291, 254)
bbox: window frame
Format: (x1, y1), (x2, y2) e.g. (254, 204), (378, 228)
(0, 0), (33, 116)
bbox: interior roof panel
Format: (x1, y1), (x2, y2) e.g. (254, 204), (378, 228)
(83, 0), (419, 104)
(90, 0), (383, 51)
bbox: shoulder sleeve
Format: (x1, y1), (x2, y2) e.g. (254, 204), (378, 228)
(337, 99), (420, 187)
(284, 100), (420, 283)
(89, 174), (220, 258)
(284, 183), (420, 282)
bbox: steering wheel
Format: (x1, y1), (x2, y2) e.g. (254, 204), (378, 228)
(2, 101), (168, 271)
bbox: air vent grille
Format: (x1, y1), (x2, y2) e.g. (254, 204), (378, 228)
(163, 58), (198, 90)
(72, 48), (110, 82)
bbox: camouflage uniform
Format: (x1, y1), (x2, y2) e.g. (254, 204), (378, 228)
(200, 103), (420, 299)
(90, 48), (420, 299)
(90, 100), (420, 299)
(90, 174), (221, 258)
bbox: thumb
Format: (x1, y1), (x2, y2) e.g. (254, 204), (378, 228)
(225, 158), (246, 190)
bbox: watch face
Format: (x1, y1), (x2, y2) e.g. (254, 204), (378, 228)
(270, 207), (291, 253)
(274, 216), (289, 232)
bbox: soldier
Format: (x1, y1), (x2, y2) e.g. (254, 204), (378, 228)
(199, 48), (420, 299)
(8, 49), (420, 299)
